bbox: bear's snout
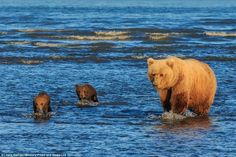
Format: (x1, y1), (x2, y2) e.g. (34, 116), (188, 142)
(79, 92), (86, 99)
(36, 103), (46, 114)
(38, 108), (45, 115)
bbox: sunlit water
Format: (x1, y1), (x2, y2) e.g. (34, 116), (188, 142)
(0, 0), (236, 156)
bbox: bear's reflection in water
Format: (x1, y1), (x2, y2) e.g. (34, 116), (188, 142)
(157, 116), (212, 131)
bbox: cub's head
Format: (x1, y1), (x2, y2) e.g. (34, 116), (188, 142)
(75, 85), (88, 100)
(147, 57), (179, 89)
(75, 84), (98, 102)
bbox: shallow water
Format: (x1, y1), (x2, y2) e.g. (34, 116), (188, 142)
(0, 0), (236, 156)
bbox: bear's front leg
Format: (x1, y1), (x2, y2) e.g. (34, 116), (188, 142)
(171, 92), (189, 114)
(159, 89), (172, 112)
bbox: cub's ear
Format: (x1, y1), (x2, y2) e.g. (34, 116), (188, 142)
(147, 58), (155, 66)
(166, 57), (175, 68)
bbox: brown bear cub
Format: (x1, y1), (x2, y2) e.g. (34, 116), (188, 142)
(33, 91), (52, 118)
(75, 84), (98, 105)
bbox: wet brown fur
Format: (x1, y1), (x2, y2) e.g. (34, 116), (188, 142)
(75, 84), (98, 102)
(33, 91), (51, 116)
(147, 56), (217, 115)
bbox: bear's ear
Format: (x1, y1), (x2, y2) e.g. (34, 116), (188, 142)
(147, 58), (155, 66)
(166, 57), (175, 68)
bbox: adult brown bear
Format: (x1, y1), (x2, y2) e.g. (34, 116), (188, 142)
(147, 56), (217, 115)
(33, 91), (51, 117)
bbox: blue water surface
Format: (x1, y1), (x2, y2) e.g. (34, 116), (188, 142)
(0, 0), (236, 156)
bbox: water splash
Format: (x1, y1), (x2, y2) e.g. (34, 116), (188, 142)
(161, 110), (197, 121)
(76, 100), (99, 107)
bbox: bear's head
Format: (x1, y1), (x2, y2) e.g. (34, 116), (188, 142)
(147, 57), (180, 89)
(75, 85), (88, 100)
(75, 84), (98, 102)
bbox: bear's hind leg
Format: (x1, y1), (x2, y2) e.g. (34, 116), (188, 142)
(191, 103), (210, 116)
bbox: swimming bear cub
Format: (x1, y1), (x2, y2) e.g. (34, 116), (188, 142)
(33, 91), (51, 118)
(75, 84), (99, 106)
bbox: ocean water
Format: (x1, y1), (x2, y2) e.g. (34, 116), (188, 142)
(0, 0), (236, 156)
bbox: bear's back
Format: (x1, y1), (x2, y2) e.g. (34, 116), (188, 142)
(84, 84), (97, 96)
(185, 59), (217, 112)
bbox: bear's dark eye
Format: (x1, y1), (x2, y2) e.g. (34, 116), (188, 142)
(160, 73), (163, 77)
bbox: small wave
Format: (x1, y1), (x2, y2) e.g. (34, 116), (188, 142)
(44, 30), (131, 41)
(130, 55), (147, 59)
(4, 41), (31, 45)
(147, 32), (170, 40)
(146, 32), (184, 41)
(95, 31), (129, 36)
(205, 31), (236, 37)
(49, 55), (64, 59)
(17, 29), (42, 33)
(32, 42), (65, 48)
(63, 35), (130, 41)
(17, 29), (66, 33)
(48, 55), (76, 61)
(0, 56), (79, 65)
(20, 59), (43, 65)
(0, 32), (7, 35)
